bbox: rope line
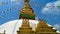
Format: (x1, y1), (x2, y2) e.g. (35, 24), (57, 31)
(12, 20), (19, 34)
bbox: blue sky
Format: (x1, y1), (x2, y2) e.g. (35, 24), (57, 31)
(0, 0), (60, 31)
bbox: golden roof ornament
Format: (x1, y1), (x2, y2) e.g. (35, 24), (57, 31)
(17, 19), (33, 34)
(21, 19), (30, 27)
(19, 0), (35, 20)
(24, 0), (29, 2)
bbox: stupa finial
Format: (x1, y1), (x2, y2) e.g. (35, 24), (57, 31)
(24, 0), (29, 2)
(19, 0), (35, 20)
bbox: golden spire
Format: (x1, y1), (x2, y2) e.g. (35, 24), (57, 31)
(35, 19), (56, 32)
(23, 0), (30, 7)
(21, 19), (30, 27)
(17, 19), (33, 34)
(24, 0), (29, 2)
(37, 20), (48, 28)
(19, 0), (35, 20)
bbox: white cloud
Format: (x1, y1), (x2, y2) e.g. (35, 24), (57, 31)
(53, 24), (60, 33)
(42, 1), (60, 15)
(54, 24), (60, 29)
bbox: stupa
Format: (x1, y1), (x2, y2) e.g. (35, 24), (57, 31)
(0, 0), (60, 34)
(17, 0), (59, 34)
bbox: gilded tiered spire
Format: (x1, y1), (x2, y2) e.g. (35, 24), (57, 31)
(19, 0), (35, 20)
(23, 0), (30, 7)
(17, 19), (34, 34)
(21, 19), (30, 28)
(35, 19), (57, 34)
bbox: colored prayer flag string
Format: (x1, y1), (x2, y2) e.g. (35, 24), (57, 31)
(0, 1), (20, 14)
(0, 1), (19, 5)
(1, 7), (18, 14)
